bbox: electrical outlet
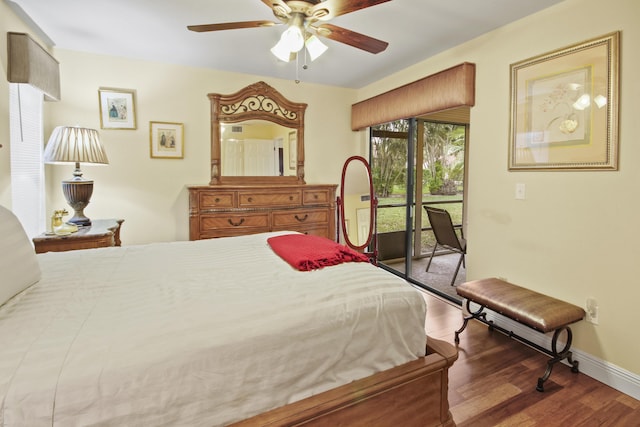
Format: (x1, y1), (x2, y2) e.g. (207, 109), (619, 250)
(586, 298), (599, 325)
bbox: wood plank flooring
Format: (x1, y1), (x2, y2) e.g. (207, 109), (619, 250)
(419, 290), (640, 426)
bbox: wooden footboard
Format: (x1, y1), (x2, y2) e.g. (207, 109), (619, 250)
(232, 336), (458, 427)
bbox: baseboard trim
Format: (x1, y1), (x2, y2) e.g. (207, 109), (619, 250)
(465, 302), (640, 400)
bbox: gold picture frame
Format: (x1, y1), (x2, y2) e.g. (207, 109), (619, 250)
(150, 121), (184, 159)
(508, 31), (619, 171)
(98, 87), (137, 129)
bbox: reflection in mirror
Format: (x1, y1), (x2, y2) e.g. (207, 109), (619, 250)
(221, 121), (297, 177)
(338, 156), (378, 262)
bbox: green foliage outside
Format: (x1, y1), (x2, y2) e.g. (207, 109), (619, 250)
(371, 120), (465, 254)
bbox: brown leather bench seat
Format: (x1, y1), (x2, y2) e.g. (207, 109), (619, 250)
(454, 277), (586, 391)
(456, 278), (585, 333)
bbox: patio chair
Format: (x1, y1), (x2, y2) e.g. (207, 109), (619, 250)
(424, 206), (466, 286)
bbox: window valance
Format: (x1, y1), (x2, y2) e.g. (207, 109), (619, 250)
(7, 32), (60, 101)
(351, 62), (475, 130)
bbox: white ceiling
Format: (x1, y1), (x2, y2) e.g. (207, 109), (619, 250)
(8, 0), (565, 89)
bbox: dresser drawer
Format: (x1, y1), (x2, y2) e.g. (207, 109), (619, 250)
(238, 191), (301, 208)
(303, 188), (332, 205)
(199, 191), (235, 208)
(188, 184), (336, 242)
(272, 209), (329, 228)
(200, 212), (269, 230)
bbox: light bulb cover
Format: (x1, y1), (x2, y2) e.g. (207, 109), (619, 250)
(271, 39), (292, 62)
(305, 35), (328, 61)
(281, 25), (304, 52)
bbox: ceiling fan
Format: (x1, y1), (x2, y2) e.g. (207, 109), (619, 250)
(187, 0), (390, 63)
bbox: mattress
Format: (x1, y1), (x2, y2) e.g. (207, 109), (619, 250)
(0, 231), (426, 426)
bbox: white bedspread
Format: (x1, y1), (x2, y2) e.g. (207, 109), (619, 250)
(0, 232), (426, 426)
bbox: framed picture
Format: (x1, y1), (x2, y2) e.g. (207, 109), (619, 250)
(150, 121), (184, 159)
(98, 87), (137, 129)
(288, 131), (296, 170)
(508, 32), (619, 170)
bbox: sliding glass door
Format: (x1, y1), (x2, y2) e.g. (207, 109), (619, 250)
(371, 115), (468, 303)
(371, 119), (416, 278)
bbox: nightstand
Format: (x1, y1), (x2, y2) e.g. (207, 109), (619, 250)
(33, 219), (124, 254)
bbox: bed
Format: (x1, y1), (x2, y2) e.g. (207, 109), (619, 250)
(0, 205), (457, 426)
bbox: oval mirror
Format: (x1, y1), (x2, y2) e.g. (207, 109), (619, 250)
(339, 156), (377, 261)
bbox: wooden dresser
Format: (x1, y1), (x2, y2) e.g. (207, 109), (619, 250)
(188, 184), (337, 240)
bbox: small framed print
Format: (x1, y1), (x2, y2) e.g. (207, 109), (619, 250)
(150, 121), (184, 159)
(98, 87), (137, 129)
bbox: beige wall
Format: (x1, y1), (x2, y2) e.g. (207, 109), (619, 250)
(356, 0), (639, 375)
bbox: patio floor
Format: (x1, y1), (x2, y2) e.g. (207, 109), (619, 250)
(381, 252), (465, 303)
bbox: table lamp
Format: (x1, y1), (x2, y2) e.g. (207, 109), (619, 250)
(43, 126), (109, 226)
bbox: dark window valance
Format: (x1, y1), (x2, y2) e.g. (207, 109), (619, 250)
(7, 32), (60, 101)
(351, 62), (475, 130)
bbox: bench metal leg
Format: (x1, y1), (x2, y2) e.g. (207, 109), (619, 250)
(454, 299), (486, 343)
(454, 303), (580, 391)
(536, 326), (579, 392)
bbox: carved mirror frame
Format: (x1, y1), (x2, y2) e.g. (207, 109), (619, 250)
(208, 81), (307, 185)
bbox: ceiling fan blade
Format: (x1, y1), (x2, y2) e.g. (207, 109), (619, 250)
(315, 23), (388, 54)
(187, 21), (278, 32)
(309, 0), (391, 20)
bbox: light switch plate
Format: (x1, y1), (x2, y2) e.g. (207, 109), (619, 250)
(515, 183), (526, 200)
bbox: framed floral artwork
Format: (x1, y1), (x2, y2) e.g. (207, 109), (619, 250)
(508, 32), (619, 170)
(98, 87), (137, 129)
(150, 121), (184, 159)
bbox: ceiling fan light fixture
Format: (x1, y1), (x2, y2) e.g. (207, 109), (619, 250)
(271, 38), (292, 62)
(305, 35), (328, 61)
(280, 24), (305, 52)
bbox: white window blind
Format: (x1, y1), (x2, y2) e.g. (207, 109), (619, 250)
(9, 83), (46, 239)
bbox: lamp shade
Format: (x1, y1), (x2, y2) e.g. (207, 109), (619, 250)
(44, 126), (109, 166)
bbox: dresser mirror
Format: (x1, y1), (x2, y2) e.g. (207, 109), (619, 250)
(220, 121), (297, 177)
(338, 156), (377, 262)
(208, 81), (307, 185)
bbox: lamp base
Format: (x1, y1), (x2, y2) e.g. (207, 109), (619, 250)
(62, 179), (94, 226)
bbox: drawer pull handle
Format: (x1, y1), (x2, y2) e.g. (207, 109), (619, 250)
(228, 218), (245, 227)
(215, 198), (220, 203)
(294, 214), (308, 222)
(289, 196), (294, 201)
(314, 194), (318, 199)
(248, 197), (253, 202)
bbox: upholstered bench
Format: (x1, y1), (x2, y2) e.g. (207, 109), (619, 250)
(454, 277), (586, 391)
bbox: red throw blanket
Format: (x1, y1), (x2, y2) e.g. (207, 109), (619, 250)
(267, 234), (370, 271)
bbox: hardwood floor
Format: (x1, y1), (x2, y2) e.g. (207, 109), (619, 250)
(419, 290), (640, 426)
